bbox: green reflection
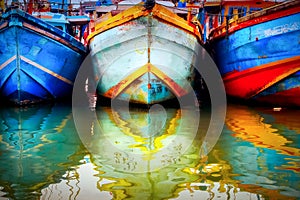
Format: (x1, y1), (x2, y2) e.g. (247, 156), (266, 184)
(0, 103), (86, 200)
(83, 105), (205, 199)
(0, 103), (299, 200)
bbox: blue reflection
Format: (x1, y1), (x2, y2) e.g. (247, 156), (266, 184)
(0, 103), (85, 200)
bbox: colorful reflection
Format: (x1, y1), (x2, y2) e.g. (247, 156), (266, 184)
(88, 105), (202, 172)
(0, 104), (299, 199)
(222, 104), (300, 199)
(84, 106), (204, 199)
(0, 103), (86, 199)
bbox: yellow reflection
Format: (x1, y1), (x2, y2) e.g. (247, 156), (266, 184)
(180, 149), (240, 197)
(54, 113), (72, 133)
(226, 105), (300, 157)
(90, 105), (201, 173)
(38, 104), (299, 200)
(104, 107), (181, 154)
(87, 106), (203, 199)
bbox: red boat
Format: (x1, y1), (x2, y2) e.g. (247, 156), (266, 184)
(200, 0), (300, 107)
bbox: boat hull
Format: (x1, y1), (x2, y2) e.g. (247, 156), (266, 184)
(89, 5), (201, 104)
(210, 6), (300, 106)
(0, 9), (86, 105)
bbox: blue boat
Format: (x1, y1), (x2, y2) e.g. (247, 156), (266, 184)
(200, 0), (300, 107)
(0, 6), (87, 105)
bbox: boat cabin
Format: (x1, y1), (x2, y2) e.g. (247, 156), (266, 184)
(33, 12), (70, 32)
(30, 11), (89, 41)
(199, 0), (278, 41)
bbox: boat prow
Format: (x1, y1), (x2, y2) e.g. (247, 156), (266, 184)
(88, 1), (202, 104)
(0, 8), (87, 105)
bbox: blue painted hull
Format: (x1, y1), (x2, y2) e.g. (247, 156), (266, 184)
(0, 9), (86, 105)
(212, 12), (300, 74)
(210, 10), (300, 106)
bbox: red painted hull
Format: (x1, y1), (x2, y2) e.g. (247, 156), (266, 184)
(223, 56), (300, 105)
(255, 87), (300, 107)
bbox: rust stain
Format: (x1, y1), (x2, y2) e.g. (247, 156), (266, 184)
(104, 63), (188, 99)
(88, 3), (202, 43)
(87, 4), (150, 42)
(149, 63), (188, 97)
(104, 63), (148, 98)
(258, 55), (268, 59)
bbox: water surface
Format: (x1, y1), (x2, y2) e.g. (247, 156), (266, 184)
(0, 103), (299, 199)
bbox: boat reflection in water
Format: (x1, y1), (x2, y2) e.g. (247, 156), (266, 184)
(71, 103), (299, 199)
(0, 103), (299, 199)
(89, 105), (201, 172)
(0, 103), (87, 200)
(222, 104), (300, 199)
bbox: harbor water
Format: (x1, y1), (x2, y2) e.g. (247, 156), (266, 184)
(0, 101), (299, 200)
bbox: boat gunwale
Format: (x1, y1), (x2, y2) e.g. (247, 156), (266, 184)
(87, 3), (202, 45)
(1, 8), (87, 54)
(208, 0), (300, 41)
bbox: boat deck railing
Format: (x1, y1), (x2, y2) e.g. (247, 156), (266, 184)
(209, 0), (299, 39)
(236, 0), (299, 24)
